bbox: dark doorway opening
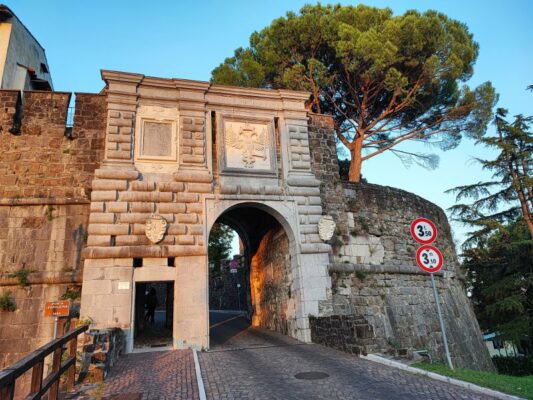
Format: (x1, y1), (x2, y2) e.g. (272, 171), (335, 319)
(134, 281), (173, 349)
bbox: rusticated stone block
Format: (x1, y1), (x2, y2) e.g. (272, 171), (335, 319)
(158, 203), (186, 214)
(177, 213), (197, 224)
(95, 169), (139, 181)
(92, 180), (128, 191)
(131, 181), (155, 192)
(88, 223), (129, 236)
(176, 193), (199, 203)
(129, 202), (154, 213)
(187, 183), (212, 193)
(159, 182), (185, 192)
(92, 191), (118, 201)
(106, 201), (128, 213)
(89, 213), (115, 224)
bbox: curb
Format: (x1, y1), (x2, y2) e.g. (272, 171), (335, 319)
(361, 354), (524, 400)
(193, 349), (207, 400)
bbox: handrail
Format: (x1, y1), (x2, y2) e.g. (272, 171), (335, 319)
(0, 325), (88, 400)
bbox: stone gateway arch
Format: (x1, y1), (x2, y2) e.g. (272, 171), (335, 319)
(0, 70), (493, 372)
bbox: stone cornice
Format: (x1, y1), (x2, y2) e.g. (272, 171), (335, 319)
(99, 69), (310, 112)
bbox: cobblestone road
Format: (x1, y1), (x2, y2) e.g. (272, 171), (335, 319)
(68, 318), (499, 400)
(200, 320), (497, 400)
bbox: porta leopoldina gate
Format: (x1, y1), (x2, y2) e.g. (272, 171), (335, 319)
(0, 69), (494, 371)
(80, 71), (331, 352)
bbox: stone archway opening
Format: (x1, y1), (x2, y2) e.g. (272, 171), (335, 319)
(207, 205), (295, 347)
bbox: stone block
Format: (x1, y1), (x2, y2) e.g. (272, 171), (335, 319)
(168, 224), (187, 235)
(106, 201), (128, 213)
(92, 179), (128, 191)
(92, 191), (117, 201)
(176, 193), (199, 203)
(83, 280), (113, 295)
(158, 203), (186, 214)
(95, 169), (139, 181)
(88, 224), (129, 236)
(89, 213), (115, 224)
(177, 213), (197, 224)
(187, 183), (212, 193)
(117, 213), (150, 224)
(187, 225), (203, 236)
(186, 203), (203, 214)
(115, 235), (149, 246)
(129, 202), (154, 213)
(130, 181), (155, 192)
(177, 235), (195, 245)
(159, 182), (185, 192)
(87, 235), (111, 247)
(90, 202), (105, 213)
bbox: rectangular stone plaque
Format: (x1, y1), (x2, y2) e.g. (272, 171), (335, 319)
(141, 121), (172, 157)
(220, 117), (277, 176)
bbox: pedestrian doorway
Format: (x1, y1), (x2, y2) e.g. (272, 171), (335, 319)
(134, 281), (173, 349)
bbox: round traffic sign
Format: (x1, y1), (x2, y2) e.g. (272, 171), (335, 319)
(410, 218), (437, 244)
(416, 245), (443, 273)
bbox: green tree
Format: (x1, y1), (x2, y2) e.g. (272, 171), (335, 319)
(462, 220), (532, 349)
(447, 106), (533, 244)
(212, 4), (496, 182)
(208, 223), (235, 271)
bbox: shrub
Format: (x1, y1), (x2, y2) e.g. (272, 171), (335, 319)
(9, 267), (32, 287)
(0, 291), (16, 312)
(61, 287), (81, 301)
(492, 355), (533, 376)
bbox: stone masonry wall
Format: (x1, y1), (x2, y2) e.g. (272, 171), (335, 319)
(0, 91), (107, 380)
(307, 113), (494, 371)
(250, 227), (294, 337)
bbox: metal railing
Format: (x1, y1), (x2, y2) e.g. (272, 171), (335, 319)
(0, 325), (88, 400)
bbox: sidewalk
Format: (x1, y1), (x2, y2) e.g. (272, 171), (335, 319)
(67, 349), (198, 400)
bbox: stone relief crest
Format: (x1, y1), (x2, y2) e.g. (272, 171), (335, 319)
(225, 123), (267, 168)
(318, 215), (336, 241)
(145, 214), (168, 244)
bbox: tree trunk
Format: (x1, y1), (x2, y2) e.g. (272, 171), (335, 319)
(348, 137), (364, 182)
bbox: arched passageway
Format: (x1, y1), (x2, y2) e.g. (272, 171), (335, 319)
(208, 204), (296, 346)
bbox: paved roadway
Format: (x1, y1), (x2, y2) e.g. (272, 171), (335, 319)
(68, 312), (498, 399)
(200, 314), (496, 400)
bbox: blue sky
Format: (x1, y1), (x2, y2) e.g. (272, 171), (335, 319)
(10, 0), (533, 246)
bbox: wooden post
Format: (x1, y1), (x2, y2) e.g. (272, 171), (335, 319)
(66, 337), (77, 392)
(0, 382), (15, 400)
(30, 359), (44, 395)
(48, 347), (62, 400)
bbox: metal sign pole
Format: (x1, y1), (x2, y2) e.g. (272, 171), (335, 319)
(53, 316), (58, 339)
(431, 273), (453, 370)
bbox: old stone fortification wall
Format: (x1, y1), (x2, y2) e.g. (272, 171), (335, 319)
(307, 113), (494, 371)
(250, 227), (293, 336)
(0, 91), (106, 377)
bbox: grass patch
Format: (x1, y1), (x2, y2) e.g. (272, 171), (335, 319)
(412, 362), (533, 399)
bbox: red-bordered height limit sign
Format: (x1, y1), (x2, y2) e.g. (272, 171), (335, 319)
(410, 218), (437, 244)
(416, 245), (444, 273)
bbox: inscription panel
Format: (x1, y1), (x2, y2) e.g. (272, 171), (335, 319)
(141, 122), (173, 158)
(134, 105), (179, 173)
(219, 116), (277, 176)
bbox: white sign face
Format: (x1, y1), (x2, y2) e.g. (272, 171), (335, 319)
(118, 282), (130, 290)
(416, 245), (443, 273)
(410, 218), (437, 244)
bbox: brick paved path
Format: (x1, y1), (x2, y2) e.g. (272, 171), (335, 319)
(68, 350), (198, 400)
(200, 322), (497, 400)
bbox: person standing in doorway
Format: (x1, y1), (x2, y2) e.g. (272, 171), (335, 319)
(145, 287), (158, 325)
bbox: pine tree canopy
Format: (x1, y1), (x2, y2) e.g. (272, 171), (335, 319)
(211, 4), (497, 182)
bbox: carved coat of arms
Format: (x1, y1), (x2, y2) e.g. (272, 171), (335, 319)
(318, 215), (336, 241)
(226, 124), (267, 168)
(145, 215), (168, 244)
